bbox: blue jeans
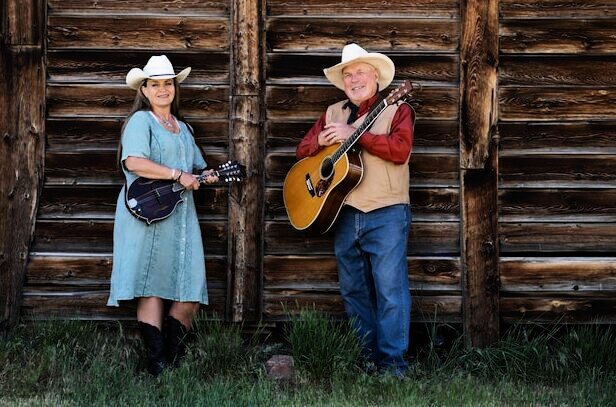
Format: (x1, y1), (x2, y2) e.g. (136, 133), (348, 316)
(334, 204), (411, 372)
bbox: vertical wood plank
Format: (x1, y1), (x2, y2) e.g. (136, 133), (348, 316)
(0, 0), (45, 337)
(460, 0), (500, 347)
(227, 0), (263, 321)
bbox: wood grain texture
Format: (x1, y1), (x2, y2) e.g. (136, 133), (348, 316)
(266, 18), (459, 52)
(0, 0), (45, 335)
(500, 257), (616, 292)
(48, 15), (230, 50)
(499, 121), (616, 152)
(500, 87), (616, 121)
(500, 154), (616, 187)
(264, 221), (460, 255)
(500, 0), (616, 18)
(227, 0), (264, 321)
(267, 53), (459, 85)
(48, 0), (230, 15)
(499, 188), (616, 222)
(266, 86), (458, 121)
(500, 296), (616, 323)
(47, 85), (229, 118)
(264, 255), (461, 291)
(266, 0), (460, 17)
(499, 223), (616, 253)
(263, 291), (462, 322)
(47, 50), (229, 84)
(500, 19), (616, 54)
(499, 55), (616, 87)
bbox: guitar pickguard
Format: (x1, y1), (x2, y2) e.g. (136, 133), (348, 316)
(315, 175), (333, 197)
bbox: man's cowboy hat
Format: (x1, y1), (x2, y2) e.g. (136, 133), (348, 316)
(324, 43), (395, 91)
(126, 55), (191, 90)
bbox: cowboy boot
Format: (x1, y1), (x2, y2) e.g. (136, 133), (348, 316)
(165, 315), (191, 368)
(138, 321), (166, 376)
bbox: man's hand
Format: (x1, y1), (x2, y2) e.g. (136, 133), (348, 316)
(318, 123), (356, 146)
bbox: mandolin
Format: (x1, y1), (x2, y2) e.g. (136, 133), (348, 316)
(283, 81), (413, 234)
(125, 160), (246, 224)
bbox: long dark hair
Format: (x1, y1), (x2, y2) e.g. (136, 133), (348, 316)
(116, 79), (183, 169)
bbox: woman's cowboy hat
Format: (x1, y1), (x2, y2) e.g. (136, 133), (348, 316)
(324, 43), (395, 91)
(126, 55), (191, 90)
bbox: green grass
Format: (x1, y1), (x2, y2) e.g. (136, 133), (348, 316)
(1, 316), (615, 406)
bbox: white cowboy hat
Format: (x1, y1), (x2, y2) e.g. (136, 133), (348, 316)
(323, 43), (395, 91)
(126, 55), (191, 90)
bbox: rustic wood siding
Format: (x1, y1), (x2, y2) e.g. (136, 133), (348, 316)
(498, 0), (616, 322)
(2, 0), (612, 336)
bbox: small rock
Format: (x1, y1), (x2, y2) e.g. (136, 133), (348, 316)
(265, 354), (295, 380)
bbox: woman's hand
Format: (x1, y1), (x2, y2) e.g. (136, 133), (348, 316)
(178, 172), (200, 190)
(201, 169), (219, 184)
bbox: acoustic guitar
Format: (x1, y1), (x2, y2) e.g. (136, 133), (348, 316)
(125, 160), (246, 224)
(283, 81), (413, 234)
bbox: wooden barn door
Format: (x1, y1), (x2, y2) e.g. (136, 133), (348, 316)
(23, 1), (242, 320)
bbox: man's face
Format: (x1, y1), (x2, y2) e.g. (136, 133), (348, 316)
(342, 62), (379, 105)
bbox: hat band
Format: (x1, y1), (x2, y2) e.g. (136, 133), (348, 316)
(148, 73), (176, 78)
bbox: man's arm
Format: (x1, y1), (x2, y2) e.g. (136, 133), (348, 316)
(358, 104), (414, 164)
(296, 112), (327, 159)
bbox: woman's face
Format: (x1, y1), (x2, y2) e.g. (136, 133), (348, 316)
(141, 78), (175, 110)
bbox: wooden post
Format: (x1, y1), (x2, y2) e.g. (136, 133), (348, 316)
(0, 0), (45, 337)
(460, 0), (500, 347)
(227, 0), (263, 321)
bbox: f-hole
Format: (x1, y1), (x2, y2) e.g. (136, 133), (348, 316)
(320, 157), (334, 179)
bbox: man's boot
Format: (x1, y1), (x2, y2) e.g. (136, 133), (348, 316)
(138, 321), (166, 376)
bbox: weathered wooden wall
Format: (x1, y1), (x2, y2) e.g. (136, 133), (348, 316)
(0, 0), (614, 341)
(497, 0), (616, 323)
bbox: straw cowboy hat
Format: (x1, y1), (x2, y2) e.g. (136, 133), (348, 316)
(324, 43), (395, 91)
(126, 55), (191, 90)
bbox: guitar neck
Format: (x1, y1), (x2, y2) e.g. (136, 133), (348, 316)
(331, 99), (388, 164)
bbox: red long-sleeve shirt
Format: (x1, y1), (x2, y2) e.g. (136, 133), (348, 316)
(295, 93), (414, 164)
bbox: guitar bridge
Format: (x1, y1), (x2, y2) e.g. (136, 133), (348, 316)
(305, 174), (315, 197)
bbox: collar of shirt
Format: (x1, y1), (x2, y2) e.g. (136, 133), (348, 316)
(343, 92), (380, 124)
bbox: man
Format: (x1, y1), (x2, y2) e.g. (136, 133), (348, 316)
(296, 43), (414, 375)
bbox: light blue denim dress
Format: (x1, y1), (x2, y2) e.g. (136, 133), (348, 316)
(107, 110), (208, 306)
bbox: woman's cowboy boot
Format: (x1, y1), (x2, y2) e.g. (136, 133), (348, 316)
(138, 321), (166, 376)
(165, 315), (191, 368)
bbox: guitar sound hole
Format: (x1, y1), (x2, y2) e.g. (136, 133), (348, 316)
(320, 157), (334, 179)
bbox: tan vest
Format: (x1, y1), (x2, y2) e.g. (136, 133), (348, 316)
(325, 99), (411, 212)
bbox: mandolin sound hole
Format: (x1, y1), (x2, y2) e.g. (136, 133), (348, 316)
(320, 157), (334, 179)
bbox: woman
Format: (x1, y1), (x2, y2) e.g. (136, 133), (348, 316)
(107, 55), (218, 376)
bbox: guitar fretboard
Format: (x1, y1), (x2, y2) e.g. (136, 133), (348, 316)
(330, 99), (388, 164)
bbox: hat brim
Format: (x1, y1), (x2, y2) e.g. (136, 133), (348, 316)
(126, 67), (191, 90)
(323, 54), (395, 91)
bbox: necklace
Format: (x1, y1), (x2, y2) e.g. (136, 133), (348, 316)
(154, 112), (176, 131)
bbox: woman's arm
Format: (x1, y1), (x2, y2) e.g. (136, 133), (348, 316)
(124, 156), (200, 189)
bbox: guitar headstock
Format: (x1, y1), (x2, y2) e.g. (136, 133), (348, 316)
(215, 160), (247, 183)
(385, 80), (413, 105)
